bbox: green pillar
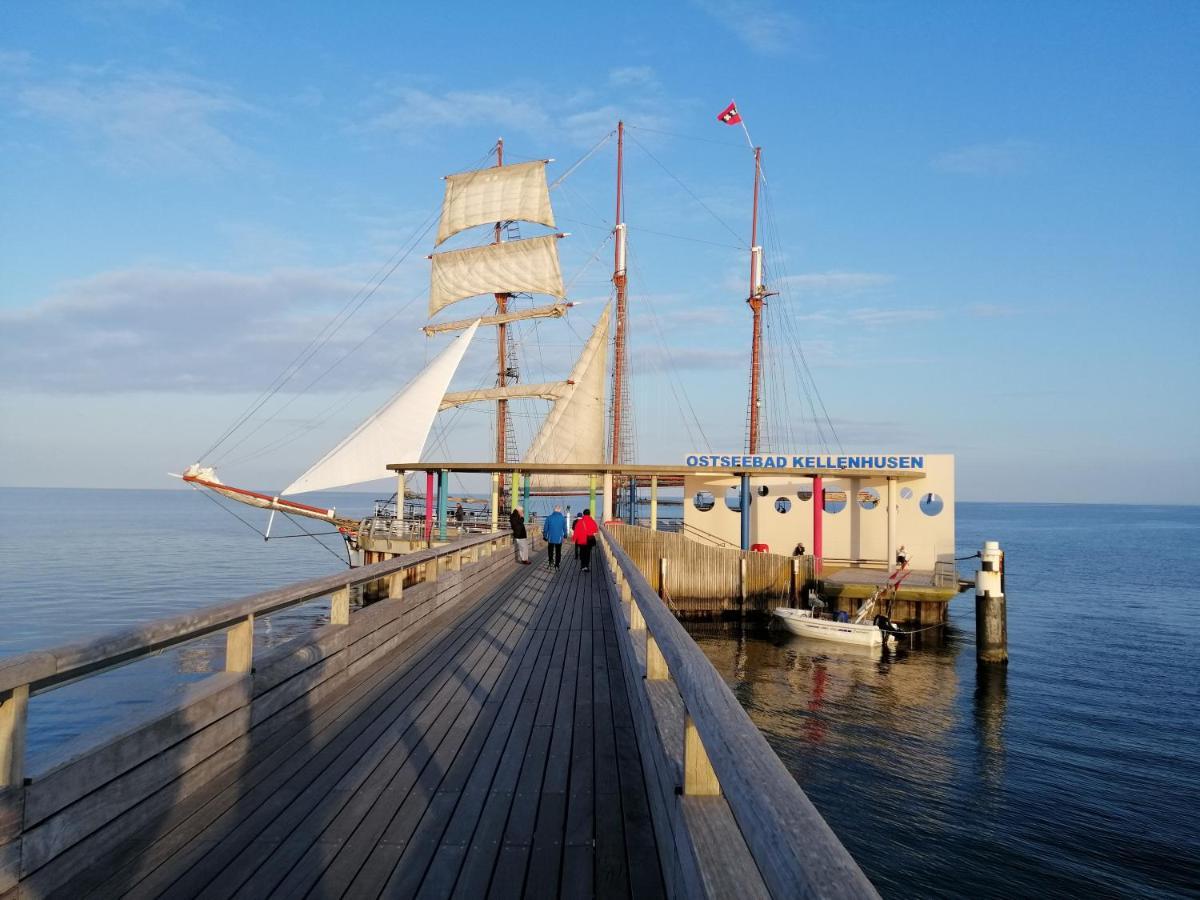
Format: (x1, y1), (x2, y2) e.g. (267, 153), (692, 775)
(589, 474), (597, 515)
(510, 471), (520, 514)
(522, 473), (531, 515)
(437, 469), (448, 541)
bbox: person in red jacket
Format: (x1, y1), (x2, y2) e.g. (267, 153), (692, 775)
(572, 509), (599, 572)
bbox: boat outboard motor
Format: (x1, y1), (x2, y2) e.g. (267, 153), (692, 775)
(807, 588), (826, 616)
(874, 614), (903, 640)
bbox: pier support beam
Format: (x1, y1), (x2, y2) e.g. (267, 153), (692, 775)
(739, 473), (751, 551)
(602, 473), (614, 522)
(976, 541), (1007, 664)
(490, 472), (499, 533)
(437, 469), (448, 542)
(649, 475), (658, 531)
(887, 477), (898, 574)
(396, 470), (406, 520)
(589, 474), (597, 516)
(522, 474), (531, 518)
(812, 475), (824, 576)
(509, 470), (520, 515)
(424, 471), (434, 545)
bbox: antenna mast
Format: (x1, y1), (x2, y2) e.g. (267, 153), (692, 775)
(746, 146), (765, 454)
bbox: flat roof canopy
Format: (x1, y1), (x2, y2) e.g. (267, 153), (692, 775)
(386, 461), (926, 480)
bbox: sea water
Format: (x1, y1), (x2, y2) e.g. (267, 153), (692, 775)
(0, 489), (1196, 897)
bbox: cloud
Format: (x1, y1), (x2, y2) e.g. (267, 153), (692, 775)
(780, 271), (895, 294)
(0, 265), (429, 393)
(361, 69), (673, 147)
(15, 69), (255, 173)
(933, 139), (1037, 176)
(968, 303), (1020, 318)
(0, 49), (33, 76)
(693, 0), (808, 55)
(847, 307), (941, 326)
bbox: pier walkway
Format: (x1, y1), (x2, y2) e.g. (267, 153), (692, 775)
(70, 553), (659, 899)
(1, 529), (876, 899)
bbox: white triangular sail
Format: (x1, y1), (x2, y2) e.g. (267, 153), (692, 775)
(429, 235), (565, 318)
(281, 320), (481, 495)
(524, 304), (610, 490)
(437, 161), (555, 246)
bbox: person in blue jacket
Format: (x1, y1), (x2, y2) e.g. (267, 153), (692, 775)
(542, 505), (568, 570)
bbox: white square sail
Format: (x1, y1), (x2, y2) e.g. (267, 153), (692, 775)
(436, 160), (556, 246)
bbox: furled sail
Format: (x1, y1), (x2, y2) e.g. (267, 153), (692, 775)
(428, 235), (565, 318)
(524, 304), (610, 491)
(281, 320), (481, 495)
(436, 160), (555, 246)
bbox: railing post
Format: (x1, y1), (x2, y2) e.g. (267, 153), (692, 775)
(225, 614), (254, 673)
(646, 634), (668, 681)
(683, 713), (720, 796)
(629, 594), (644, 630)
(330, 586), (350, 625)
(388, 569), (404, 601)
(0, 683), (29, 788)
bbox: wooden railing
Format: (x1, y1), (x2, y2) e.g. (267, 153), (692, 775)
(597, 526), (877, 899)
(0, 530), (515, 896)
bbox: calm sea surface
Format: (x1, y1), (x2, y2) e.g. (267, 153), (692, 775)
(1, 489), (1197, 897)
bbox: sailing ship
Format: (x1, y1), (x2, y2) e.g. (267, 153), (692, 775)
(177, 131), (630, 558)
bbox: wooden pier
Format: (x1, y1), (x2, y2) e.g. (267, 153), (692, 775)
(1, 529), (875, 899)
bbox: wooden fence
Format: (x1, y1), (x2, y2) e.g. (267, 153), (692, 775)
(0, 530), (517, 898)
(606, 523), (814, 616)
(597, 526), (877, 898)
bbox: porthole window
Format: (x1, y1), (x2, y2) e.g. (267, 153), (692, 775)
(858, 487), (880, 510)
(775, 497), (792, 514)
(900, 487), (913, 500)
(693, 491), (715, 512)
(919, 492), (945, 516)
(797, 486), (813, 502)
(725, 485), (745, 511)
(823, 486), (847, 514)
(757, 485), (770, 497)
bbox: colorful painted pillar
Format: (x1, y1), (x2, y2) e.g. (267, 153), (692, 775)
(886, 477), (898, 573)
(627, 477), (637, 525)
(436, 469), (448, 542)
(812, 474), (824, 576)
(739, 473), (751, 551)
(522, 473), (531, 516)
(649, 475), (658, 531)
(510, 470), (519, 515)
(490, 471), (499, 533)
(588, 474), (597, 515)
(602, 473), (614, 522)
(424, 470), (434, 545)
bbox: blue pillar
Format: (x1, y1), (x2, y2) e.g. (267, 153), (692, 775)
(437, 469), (448, 541)
(740, 473), (750, 551)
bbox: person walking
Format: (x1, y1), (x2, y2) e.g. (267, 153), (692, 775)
(510, 506), (530, 564)
(572, 508), (599, 572)
(542, 505), (567, 570)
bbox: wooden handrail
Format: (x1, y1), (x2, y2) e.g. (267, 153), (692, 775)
(0, 530), (510, 698)
(598, 525), (877, 898)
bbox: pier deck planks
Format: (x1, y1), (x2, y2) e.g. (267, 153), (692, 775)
(68, 549), (665, 900)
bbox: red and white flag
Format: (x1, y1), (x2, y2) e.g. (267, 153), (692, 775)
(716, 101), (741, 126)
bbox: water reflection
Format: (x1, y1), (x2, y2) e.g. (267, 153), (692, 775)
(974, 663), (1008, 787)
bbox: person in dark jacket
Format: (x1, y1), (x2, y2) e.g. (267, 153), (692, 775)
(510, 507), (530, 564)
(542, 505), (567, 569)
(572, 509), (599, 572)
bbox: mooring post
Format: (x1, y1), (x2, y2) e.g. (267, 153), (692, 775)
(791, 556), (800, 606)
(976, 540), (1007, 664)
(812, 474), (824, 577)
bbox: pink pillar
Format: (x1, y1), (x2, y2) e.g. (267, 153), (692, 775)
(812, 475), (823, 576)
(424, 471), (435, 544)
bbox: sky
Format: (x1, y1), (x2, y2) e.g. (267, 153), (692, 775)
(1, 0), (1197, 504)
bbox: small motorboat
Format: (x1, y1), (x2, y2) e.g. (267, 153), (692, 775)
(772, 606), (897, 647)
